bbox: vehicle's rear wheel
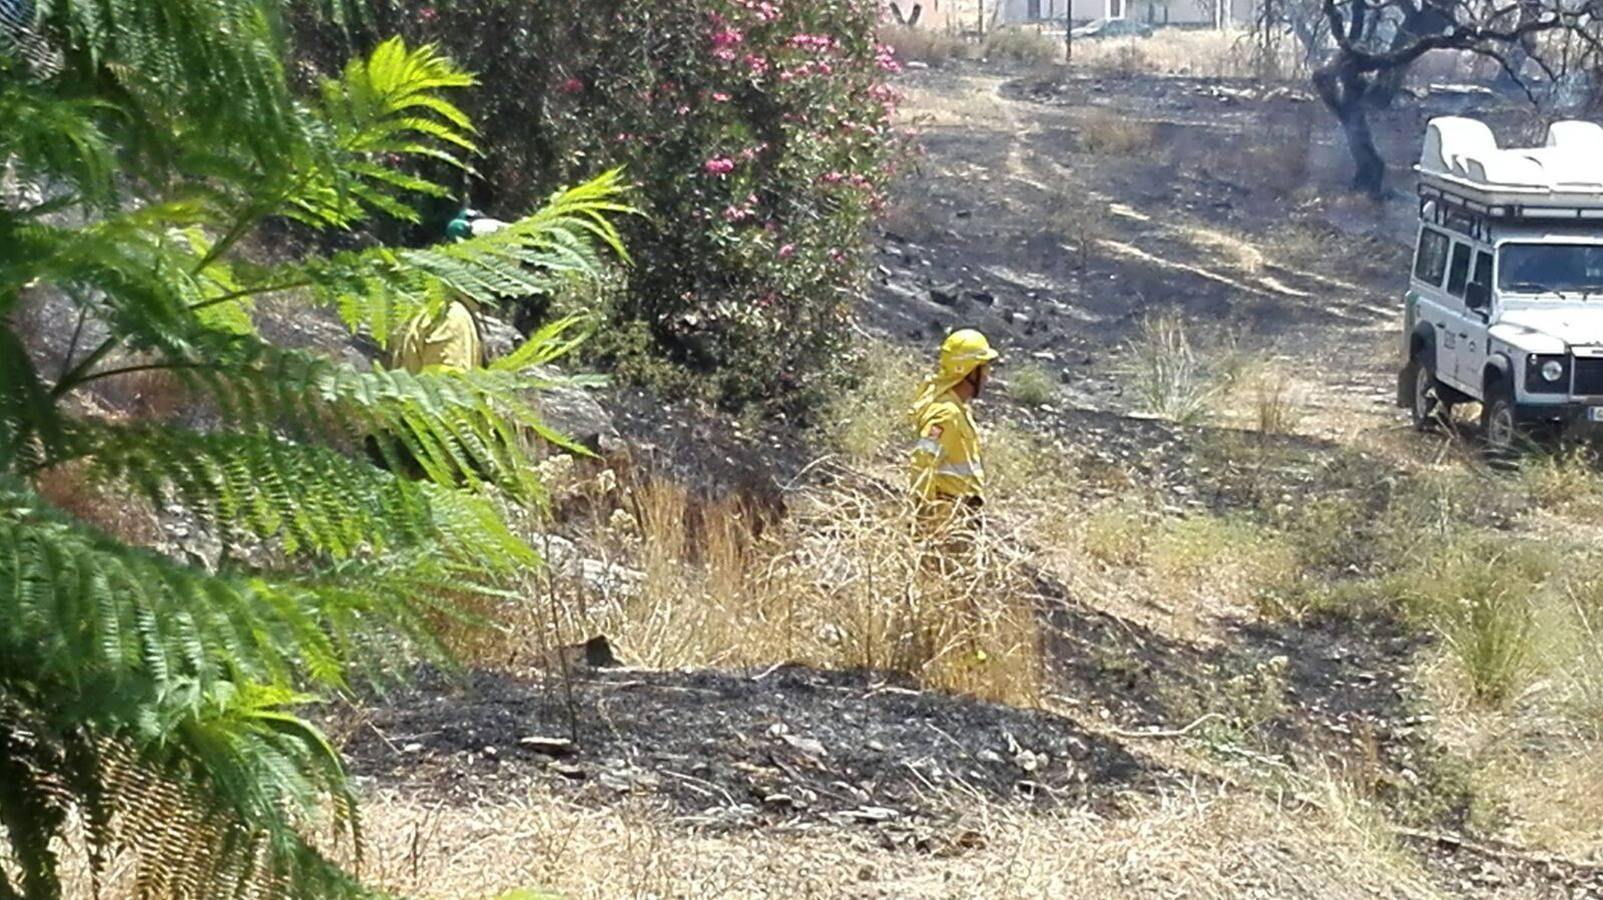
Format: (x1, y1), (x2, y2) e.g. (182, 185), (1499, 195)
(1406, 356), (1449, 431)
(1480, 382), (1520, 461)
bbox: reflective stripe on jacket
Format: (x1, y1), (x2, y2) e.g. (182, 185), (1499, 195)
(909, 390), (984, 500)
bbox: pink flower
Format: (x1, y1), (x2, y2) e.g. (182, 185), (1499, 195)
(711, 29), (744, 48)
(712, 91), (731, 102)
(419, 6), (437, 22)
(559, 78), (584, 94)
(778, 243), (796, 258)
(743, 54), (771, 75)
(713, 48), (738, 63)
(704, 157), (736, 176)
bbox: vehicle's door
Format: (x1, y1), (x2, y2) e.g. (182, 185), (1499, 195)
(1410, 226), (1462, 384)
(1440, 239), (1477, 390)
(1458, 248), (1495, 390)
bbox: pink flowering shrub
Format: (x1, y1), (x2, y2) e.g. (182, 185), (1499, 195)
(303, 0), (907, 410)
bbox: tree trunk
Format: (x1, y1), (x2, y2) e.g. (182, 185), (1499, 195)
(1314, 60), (1386, 197)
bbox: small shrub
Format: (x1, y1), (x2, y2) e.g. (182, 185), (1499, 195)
(822, 343), (923, 463)
(1081, 503), (1150, 568)
(1521, 445), (1603, 513)
(1044, 188), (1107, 268)
(983, 421), (1059, 503)
(1386, 540), (1552, 706)
(879, 24), (969, 66)
(1124, 314), (1225, 426)
(982, 26), (1060, 65)
(1252, 371), (1304, 436)
(1149, 515), (1299, 611)
(1089, 41), (1152, 78)
(1442, 563), (1537, 707)
(1559, 576), (1603, 724)
(1079, 107), (1154, 156)
(1006, 363), (1059, 408)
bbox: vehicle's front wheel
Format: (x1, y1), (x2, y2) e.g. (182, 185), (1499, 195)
(1405, 356), (1449, 431)
(1480, 382), (1521, 460)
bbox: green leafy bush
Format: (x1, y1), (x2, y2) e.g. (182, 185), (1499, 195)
(305, 0), (909, 411)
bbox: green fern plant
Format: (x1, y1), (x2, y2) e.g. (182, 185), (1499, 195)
(1, 6), (629, 897)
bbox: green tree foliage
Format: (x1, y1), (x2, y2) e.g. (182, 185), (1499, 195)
(0, 2), (628, 895)
(297, 0), (907, 411)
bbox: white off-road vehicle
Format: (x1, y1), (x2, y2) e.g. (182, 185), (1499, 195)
(1399, 116), (1603, 453)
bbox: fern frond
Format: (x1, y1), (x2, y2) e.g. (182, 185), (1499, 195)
(0, 84), (117, 204)
(34, 0), (303, 165)
(276, 169), (636, 342)
(73, 423), (540, 572)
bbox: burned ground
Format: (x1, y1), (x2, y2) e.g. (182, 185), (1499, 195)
(342, 664), (1170, 827)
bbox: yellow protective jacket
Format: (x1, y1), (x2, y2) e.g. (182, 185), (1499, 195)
(909, 389), (985, 500)
(390, 299), (483, 374)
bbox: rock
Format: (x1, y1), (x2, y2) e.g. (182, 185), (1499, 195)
(477, 313), (524, 360)
(575, 559), (645, 597)
(519, 736), (577, 756)
(968, 289), (996, 305)
(526, 365), (624, 455)
(845, 806), (900, 823)
(779, 733), (828, 758)
(929, 283), (963, 307)
(539, 634), (623, 673)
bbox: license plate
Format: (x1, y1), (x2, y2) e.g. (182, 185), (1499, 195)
(1588, 407), (1603, 424)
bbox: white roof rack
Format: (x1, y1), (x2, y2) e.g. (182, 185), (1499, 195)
(1418, 116), (1603, 217)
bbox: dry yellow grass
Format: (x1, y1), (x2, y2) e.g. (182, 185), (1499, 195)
(355, 787), (1449, 900)
(1075, 30), (1307, 79)
(497, 473), (1047, 707)
(1080, 107), (1155, 156)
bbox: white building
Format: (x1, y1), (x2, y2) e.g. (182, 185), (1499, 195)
(889, 0), (1255, 30)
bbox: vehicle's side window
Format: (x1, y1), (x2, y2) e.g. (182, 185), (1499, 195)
(1472, 251), (1494, 292)
(1447, 242), (1473, 297)
(1414, 229), (1451, 286)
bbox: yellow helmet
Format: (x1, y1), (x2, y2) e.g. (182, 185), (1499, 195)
(938, 328), (999, 380)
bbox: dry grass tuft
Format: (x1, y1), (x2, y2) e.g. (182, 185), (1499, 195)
(982, 26), (1060, 65)
(880, 25), (970, 67)
(506, 472), (1047, 707)
(1122, 314), (1229, 426)
(1078, 107), (1153, 156)
(823, 343), (923, 465)
(1004, 362), (1058, 408)
(1043, 188), (1108, 269)
(34, 461), (161, 548)
(1074, 30), (1304, 78)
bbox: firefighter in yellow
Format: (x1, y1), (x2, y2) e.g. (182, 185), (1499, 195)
(909, 329), (998, 519)
(389, 216), (491, 374)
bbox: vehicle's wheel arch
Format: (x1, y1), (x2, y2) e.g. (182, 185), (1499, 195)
(1483, 353), (1513, 394)
(1409, 324), (1436, 366)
